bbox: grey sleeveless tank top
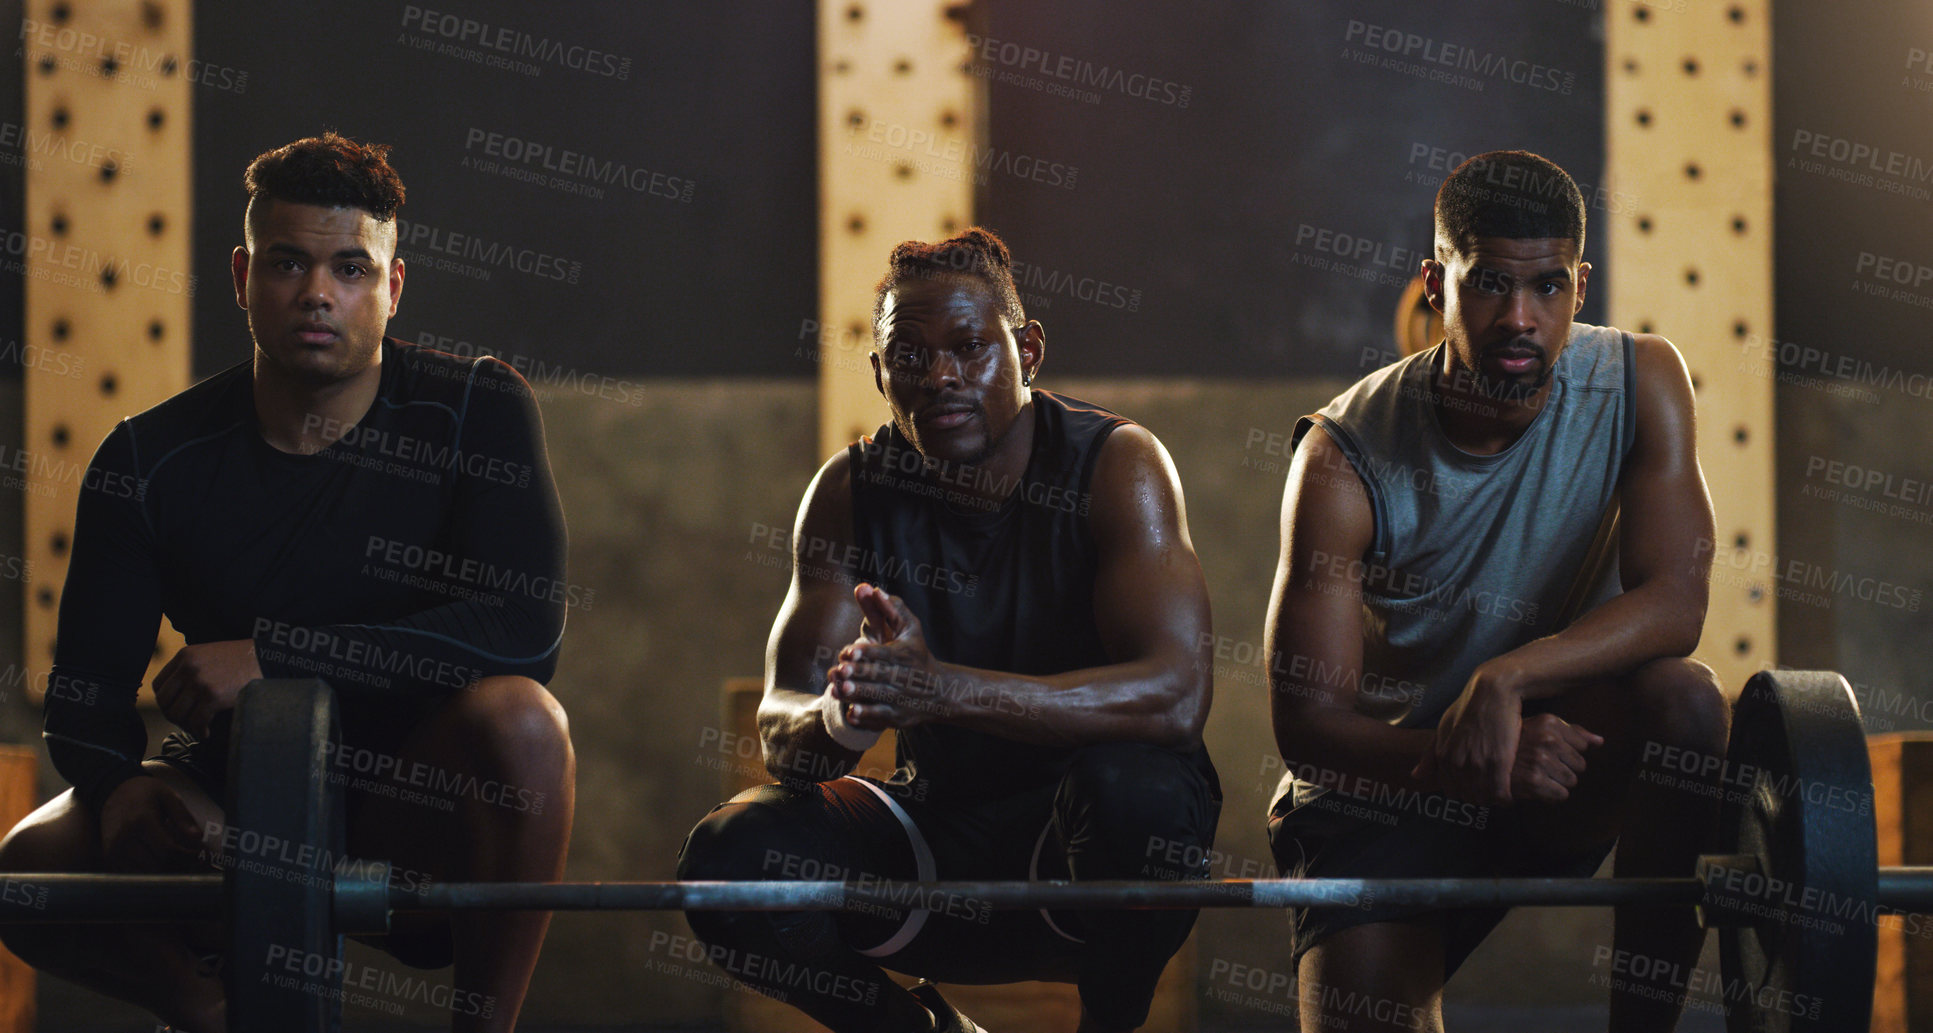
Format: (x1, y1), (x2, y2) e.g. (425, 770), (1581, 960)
(1291, 322), (1635, 729)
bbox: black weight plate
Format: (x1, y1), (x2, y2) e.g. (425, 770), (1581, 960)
(224, 679), (345, 1033)
(1718, 670), (1877, 1032)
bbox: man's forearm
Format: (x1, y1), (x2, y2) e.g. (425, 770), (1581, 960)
(757, 689), (865, 783)
(1274, 704), (1435, 796)
(1488, 580), (1704, 700)
(907, 659), (1203, 748)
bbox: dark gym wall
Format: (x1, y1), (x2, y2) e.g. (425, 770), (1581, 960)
(191, 1), (817, 379)
(1772, 1), (1933, 725)
(977, 0), (1607, 379)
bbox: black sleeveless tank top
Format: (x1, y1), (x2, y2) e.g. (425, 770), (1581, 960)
(848, 391), (1128, 801)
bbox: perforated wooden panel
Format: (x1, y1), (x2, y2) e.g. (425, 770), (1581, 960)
(816, 0), (978, 457)
(21, 0), (192, 698)
(1605, 0), (1774, 691)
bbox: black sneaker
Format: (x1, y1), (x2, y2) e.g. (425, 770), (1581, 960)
(908, 981), (989, 1033)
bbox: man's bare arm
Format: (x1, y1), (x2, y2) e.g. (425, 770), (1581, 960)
(1469, 333), (1715, 700)
(1266, 424), (1433, 790)
(829, 426), (1213, 749)
(756, 451), (871, 782)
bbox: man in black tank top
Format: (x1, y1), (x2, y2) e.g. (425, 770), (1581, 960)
(0, 135), (574, 1032)
(679, 229), (1220, 1033)
(1266, 152), (1728, 1031)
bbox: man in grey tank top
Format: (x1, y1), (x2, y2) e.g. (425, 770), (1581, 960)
(1265, 151), (1728, 1032)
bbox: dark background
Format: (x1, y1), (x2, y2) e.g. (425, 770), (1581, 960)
(0, 1), (1926, 1028)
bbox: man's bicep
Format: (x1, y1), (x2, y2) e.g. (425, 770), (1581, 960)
(1086, 427), (1211, 667)
(765, 453), (862, 700)
(1269, 426), (1372, 717)
(1617, 335), (1716, 595)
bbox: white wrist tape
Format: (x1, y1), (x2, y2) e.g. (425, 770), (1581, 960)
(820, 692), (882, 752)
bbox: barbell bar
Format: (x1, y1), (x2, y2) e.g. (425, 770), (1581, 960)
(0, 670), (1902, 1033)
(7, 868), (1933, 922)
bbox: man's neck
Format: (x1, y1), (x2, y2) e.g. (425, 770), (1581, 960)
(1431, 350), (1550, 456)
(252, 350), (384, 455)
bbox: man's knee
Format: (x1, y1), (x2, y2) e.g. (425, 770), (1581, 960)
(677, 786), (820, 884)
(1059, 743), (1215, 856)
(441, 675), (571, 765)
(1627, 658), (1728, 752)
(0, 804), (87, 968)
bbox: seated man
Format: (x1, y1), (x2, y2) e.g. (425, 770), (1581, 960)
(1265, 151), (1729, 1032)
(678, 228), (1220, 1033)
(0, 133), (574, 1033)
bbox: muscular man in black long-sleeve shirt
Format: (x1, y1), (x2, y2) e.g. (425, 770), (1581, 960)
(0, 133), (575, 1033)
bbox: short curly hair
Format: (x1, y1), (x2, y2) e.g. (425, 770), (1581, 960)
(871, 227), (1026, 345)
(243, 131), (406, 239)
(1433, 150), (1585, 261)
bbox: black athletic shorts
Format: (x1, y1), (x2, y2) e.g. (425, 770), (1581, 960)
(1267, 785), (1613, 976)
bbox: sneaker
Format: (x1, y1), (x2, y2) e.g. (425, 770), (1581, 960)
(908, 981), (989, 1033)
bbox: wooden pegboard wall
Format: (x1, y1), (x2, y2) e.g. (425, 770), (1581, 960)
(22, 0), (192, 697)
(815, 0), (979, 458)
(1605, 0), (1774, 693)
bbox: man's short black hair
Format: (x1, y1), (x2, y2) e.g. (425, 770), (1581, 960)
(872, 227), (1026, 345)
(243, 131), (406, 226)
(1433, 150), (1585, 260)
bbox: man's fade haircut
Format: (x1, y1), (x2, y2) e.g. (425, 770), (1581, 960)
(1433, 150), (1585, 261)
(871, 226), (1026, 346)
(242, 131), (406, 239)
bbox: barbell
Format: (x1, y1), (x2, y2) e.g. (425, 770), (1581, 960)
(0, 670), (1918, 1033)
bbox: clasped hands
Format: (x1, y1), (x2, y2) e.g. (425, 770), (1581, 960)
(1412, 660), (1603, 806)
(823, 584), (951, 732)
